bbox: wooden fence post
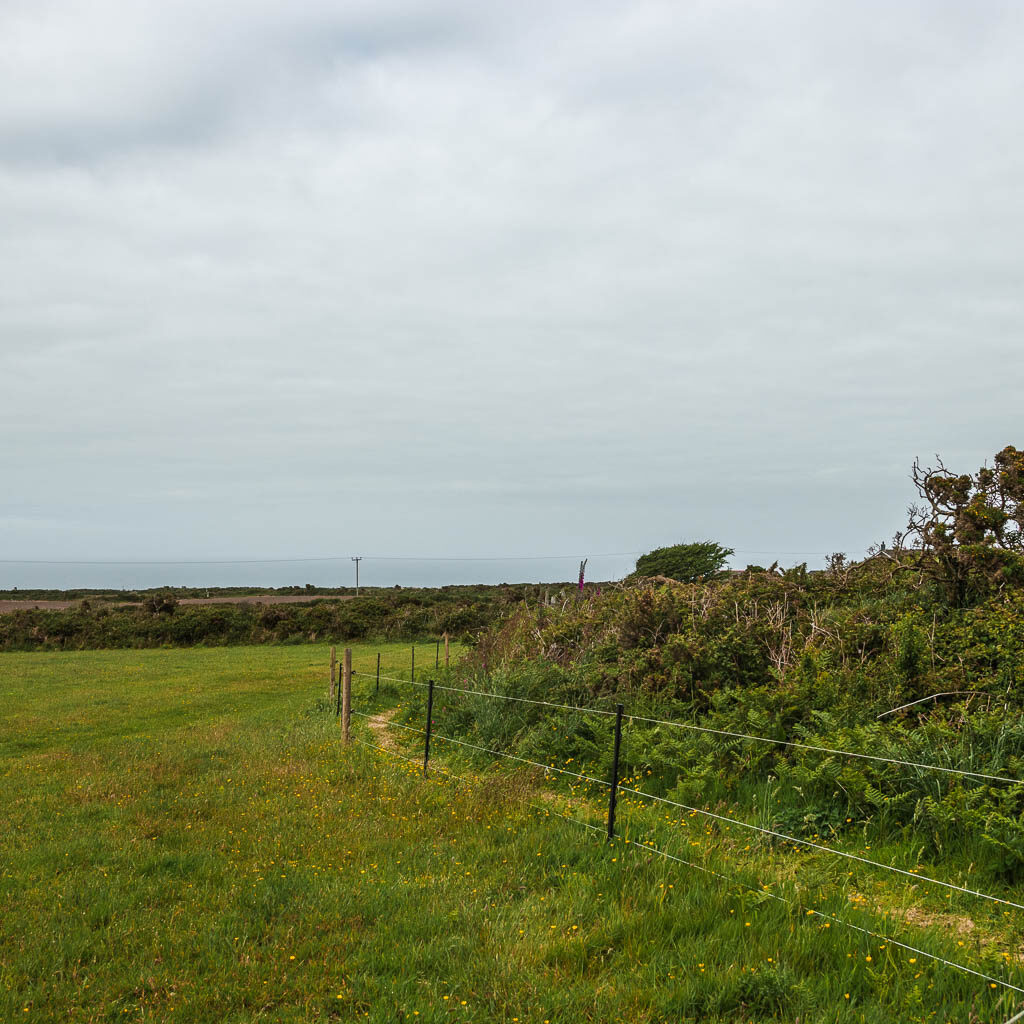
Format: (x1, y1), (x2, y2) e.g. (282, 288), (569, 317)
(342, 648), (352, 745)
(444, 632), (450, 668)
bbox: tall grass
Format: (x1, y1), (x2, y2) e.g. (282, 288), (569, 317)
(3, 645), (1022, 1022)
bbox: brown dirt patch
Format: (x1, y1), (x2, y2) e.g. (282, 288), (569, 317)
(898, 904), (976, 935)
(366, 708), (399, 750)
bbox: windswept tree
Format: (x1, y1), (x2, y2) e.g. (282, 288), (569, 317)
(879, 445), (1024, 605)
(634, 541), (734, 583)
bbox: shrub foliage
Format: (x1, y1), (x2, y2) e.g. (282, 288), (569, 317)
(0, 585), (551, 650)
(633, 540), (734, 582)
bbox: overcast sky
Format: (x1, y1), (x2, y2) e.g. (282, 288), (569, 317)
(2, 0), (1023, 587)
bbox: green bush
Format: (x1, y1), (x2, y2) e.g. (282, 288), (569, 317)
(634, 541), (734, 583)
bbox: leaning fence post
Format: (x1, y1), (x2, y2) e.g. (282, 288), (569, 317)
(607, 703), (624, 840)
(376, 652), (381, 694)
(342, 648), (352, 745)
(423, 678), (435, 776)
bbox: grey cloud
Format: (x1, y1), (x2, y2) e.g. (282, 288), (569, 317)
(2, 0), (1023, 584)
(0, 0), (478, 163)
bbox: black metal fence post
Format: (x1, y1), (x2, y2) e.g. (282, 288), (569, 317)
(423, 679), (435, 776)
(335, 664), (342, 718)
(376, 652), (380, 694)
(435, 640), (440, 669)
(607, 703), (624, 841)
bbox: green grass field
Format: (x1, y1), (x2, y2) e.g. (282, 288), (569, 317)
(2, 646), (1022, 1022)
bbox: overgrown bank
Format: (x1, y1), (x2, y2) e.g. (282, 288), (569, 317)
(389, 557), (1024, 902)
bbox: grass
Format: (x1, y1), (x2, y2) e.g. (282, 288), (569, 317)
(1, 645), (1022, 1022)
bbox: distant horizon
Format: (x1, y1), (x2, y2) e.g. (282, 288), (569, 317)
(0, 547), (863, 592)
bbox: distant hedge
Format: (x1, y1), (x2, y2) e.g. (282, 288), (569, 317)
(0, 585), (561, 651)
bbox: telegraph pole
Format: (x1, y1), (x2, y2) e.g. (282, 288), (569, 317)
(351, 556), (362, 595)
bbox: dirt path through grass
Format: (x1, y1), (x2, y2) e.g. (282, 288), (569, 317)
(365, 707), (399, 749)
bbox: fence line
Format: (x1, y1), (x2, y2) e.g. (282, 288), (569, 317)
(350, 707), (1022, 912)
(352, 730), (1024, 1003)
(431, 732), (611, 787)
(353, 733), (606, 836)
(613, 782), (1024, 910)
(351, 735), (474, 787)
(342, 647), (1024, 1008)
(615, 832), (1024, 997)
(349, 709), (610, 788)
(355, 670), (618, 718)
(353, 669), (1024, 787)
(621, 713), (1024, 787)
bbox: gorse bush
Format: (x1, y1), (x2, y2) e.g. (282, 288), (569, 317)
(879, 444), (1024, 605)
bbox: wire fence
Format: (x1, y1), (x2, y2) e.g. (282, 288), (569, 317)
(361, 670), (1024, 786)
(338, 648), (1024, 1010)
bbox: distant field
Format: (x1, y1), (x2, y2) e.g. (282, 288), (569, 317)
(2, 645), (1020, 1023)
(0, 595), (356, 612)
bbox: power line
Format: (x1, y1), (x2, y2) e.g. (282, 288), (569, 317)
(0, 547), (871, 567)
(0, 550), (643, 566)
(355, 551), (644, 562)
(0, 556), (356, 566)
